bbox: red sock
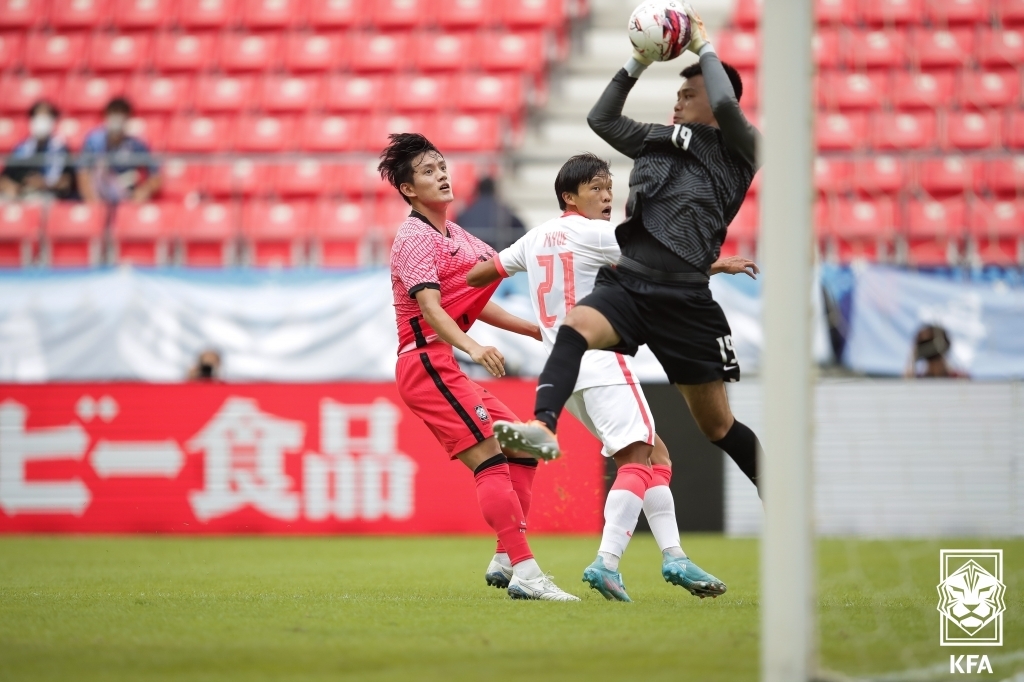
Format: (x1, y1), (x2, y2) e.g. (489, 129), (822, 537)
(496, 459), (538, 554)
(611, 462), (654, 497)
(652, 463), (672, 487)
(475, 462), (533, 564)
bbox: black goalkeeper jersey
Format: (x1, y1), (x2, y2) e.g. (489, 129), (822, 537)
(587, 51), (761, 274)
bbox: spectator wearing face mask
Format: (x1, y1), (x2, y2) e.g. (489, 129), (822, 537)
(77, 97), (161, 205)
(0, 100), (76, 200)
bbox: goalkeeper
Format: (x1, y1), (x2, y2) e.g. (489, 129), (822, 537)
(495, 6), (764, 495)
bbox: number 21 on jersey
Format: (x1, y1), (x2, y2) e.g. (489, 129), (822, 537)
(536, 252), (576, 328)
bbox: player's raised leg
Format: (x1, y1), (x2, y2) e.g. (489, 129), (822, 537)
(678, 380), (760, 491)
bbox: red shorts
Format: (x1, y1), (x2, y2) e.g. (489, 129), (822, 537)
(396, 344), (519, 459)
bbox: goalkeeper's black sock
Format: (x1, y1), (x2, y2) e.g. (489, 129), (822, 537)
(712, 420), (761, 490)
(533, 325), (590, 434)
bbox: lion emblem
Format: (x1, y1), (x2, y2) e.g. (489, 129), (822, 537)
(937, 559), (1006, 636)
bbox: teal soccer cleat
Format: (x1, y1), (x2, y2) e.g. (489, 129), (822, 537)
(582, 557), (632, 602)
(662, 555), (727, 598)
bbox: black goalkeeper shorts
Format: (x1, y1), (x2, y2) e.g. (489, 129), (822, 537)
(578, 265), (740, 385)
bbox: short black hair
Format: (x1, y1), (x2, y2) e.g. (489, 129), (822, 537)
(554, 153), (611, 211)
(377, 133), (444, 205)
(28, 99), (59, 119)
(680, 61), (744, 103)
(104, 96), (132, 116)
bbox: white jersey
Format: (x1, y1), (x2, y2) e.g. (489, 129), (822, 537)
(496, 212), (641, 392)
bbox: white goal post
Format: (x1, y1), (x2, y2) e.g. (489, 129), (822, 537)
(759, 0), (818, 678)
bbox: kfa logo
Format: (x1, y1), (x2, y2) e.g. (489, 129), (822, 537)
(949, 654), (993, 674)
(937, 549), (1006, 647)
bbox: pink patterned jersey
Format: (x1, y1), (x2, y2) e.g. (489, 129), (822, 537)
(390, 211), (500, 354)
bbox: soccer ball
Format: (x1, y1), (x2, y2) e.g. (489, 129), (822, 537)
(628, 0), (693, 62)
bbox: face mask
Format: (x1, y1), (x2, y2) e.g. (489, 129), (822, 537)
(106, 114), (127, 135)
(29, 115), (55, 139)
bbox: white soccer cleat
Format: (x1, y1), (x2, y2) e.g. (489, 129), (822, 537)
(485, 556), (513, 589)
(507, 574), (581, 602)
(493, 420), (562, 461)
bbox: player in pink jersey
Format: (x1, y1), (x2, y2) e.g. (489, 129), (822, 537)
(381, 133), (579, 601)
(468, 153), (756, 601)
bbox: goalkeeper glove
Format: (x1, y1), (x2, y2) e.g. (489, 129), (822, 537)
(685, 4), (711, 54)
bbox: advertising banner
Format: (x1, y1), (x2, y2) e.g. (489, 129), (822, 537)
(0, 381), (605, 534)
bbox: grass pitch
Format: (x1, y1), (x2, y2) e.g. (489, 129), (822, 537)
(1, 535), (1021, 682)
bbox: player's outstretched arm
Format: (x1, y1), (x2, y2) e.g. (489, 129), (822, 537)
(586, 56), (654, 159)
(414, 288), (506, 377)
(710, 255), (759, 279)
(466, 258), (501, 288)
(479, 301), (542, 340)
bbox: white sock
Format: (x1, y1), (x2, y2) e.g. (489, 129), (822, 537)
(513, 558), (542, 580)
(493, 552), (511, 568)
(598, 551), (620, 571)
(644, 484), (686, 557)
(597, 489), (645, 567)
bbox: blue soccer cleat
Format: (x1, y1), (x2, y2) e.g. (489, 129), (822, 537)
(662, 554), (727, 598)
(582, 557), (632, 602)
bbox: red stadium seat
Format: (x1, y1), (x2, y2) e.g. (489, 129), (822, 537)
(943, 111), (998, 150)
(479, 31), (545, 72)
(500, 0), (564, 28)
(46, 203), (105, 267)
(815, 111), (867, 151)
(447, 160), (478, 199)
(127, 75), (192, 114)
(125, 115), (167, 151)
(905, 198), (965, 266)
(260, 75), (323, 113)
(892, 72), (954, 110)
(365, 114), (430, 152)
(979, 156), (1024, 196)
(455, 74), (523, 113)
(0, 203), (42, 267)
(242, 0), (305, 28)
(814, 157), (851, 195)
(153, 33), (215, 72)
(997, 0), (1024, 23)
(0, 76), (59, 114)
(307, 0), (363, 27)
(242, 201), (311, 267)
(870, 111), (937, 150)
(194, 75), (255, 113)
(822, 71), (889, 110)
(436, 0), (492, 28)
(112, 0), (176, 29)
(853, 156), (907, 195)
(49, 0), (110, 29)
(375, 197), (413, 247)
(284, 33), (342, 72)
(324, 75), (386, 112)
(0, 0), (46, 29)
(370, 0), (429, 28)
(180, 202), (238, 267)
(816, 0), (858, 23)
(205, 159), (271, 198)
(25, 33), (86, 72)
(166, 115), (231, 152)
(843, 30), (906, 70)
(414, 33), (477, 72)
(234, 115), (295, 152)
(976, 29), (1024, 68)
(61, 75), (126, 114)
(832, 198), (896, 262)
(722, 198), (758, 259)
(918, 156), (975, 196)
(159, 158), (204, 199)
(927, 0), (990, 24)
(0, 34), (23, 71)
(300, 114), (366, 151)
(274, 160), (340, 198)
(716, 32), (761, 71)
(337, 160), (389, 196)
(218, 33), (280, 72)
(177, 0), (237, 29)
(1005, 110), (1024, 148)
(313, 201), (368, 267)
(351, 33), (410, 72)
(863, 0), (922, 25)
(814, 29), (840, 68)
(432, 114), (500, 151)
(912, 29), (973, 70)
(111, 202), (179, 266)
(969, 199), (1023, 265)
(0, 116), (27, 151)
(959, 70), (1020, 110)
(89, 33), (152, 72)
(55, 115), (97, 150)
(392, 75), (451, 112)
(733, 0), (763, 27)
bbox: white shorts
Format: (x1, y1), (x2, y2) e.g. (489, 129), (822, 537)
(564, 383), (656, 457)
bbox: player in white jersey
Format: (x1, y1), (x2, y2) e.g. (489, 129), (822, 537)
(467, 154), (756, 601)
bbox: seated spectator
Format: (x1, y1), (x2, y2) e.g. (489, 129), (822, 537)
(188, 349), (222, 381)
(0, 100), (76, 200)
(906, 324), (968, 378)
(77, 97), (161, 205)
(456, 177), (525, 251)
